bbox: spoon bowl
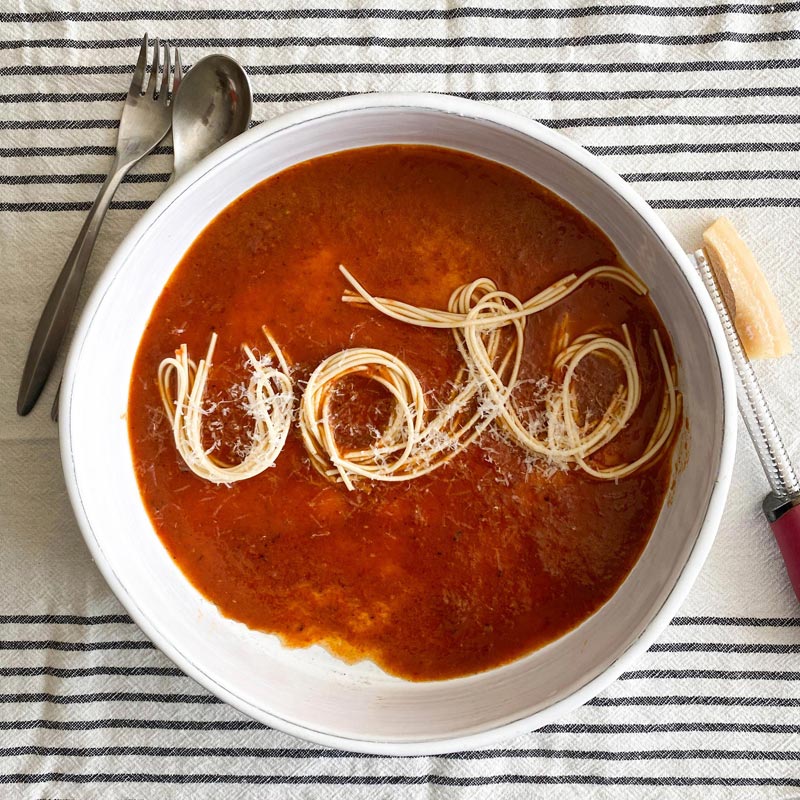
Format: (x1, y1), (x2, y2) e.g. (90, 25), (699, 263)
(171, 54), (252, 179)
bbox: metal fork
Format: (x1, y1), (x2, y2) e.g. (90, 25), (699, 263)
(17, 34), (182, 417)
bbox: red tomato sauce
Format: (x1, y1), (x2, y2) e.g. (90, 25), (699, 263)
(128, 145), (676, 680)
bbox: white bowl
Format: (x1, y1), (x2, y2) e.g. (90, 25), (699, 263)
(62, 93), (736, 755)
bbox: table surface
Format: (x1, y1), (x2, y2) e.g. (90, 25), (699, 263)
(2, 1), (800, 797)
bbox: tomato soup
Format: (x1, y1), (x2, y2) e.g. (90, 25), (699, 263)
(128, 145), (677, 681)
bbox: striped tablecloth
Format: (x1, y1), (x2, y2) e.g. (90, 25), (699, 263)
(2, 1), (800, 797)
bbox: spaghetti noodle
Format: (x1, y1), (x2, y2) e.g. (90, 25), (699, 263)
(157, 327), (294, 484)
(157, 266), (678, 488)
(302, 266), (679, 486)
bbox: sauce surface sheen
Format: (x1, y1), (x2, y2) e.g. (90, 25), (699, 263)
(128, 145), (674, 681)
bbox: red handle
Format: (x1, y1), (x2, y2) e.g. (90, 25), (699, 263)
(770, 503), (800, 603)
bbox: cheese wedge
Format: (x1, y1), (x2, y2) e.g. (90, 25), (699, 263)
(703, 217), (792, 360)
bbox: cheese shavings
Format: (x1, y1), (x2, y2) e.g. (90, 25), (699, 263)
(157, 327), (294, 484)
(299, 279), (525, 488)
(317, 266), (679, 485)
(155, 265), (679, 488)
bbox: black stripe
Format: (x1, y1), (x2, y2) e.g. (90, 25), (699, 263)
(6, 31), (800, 50)
(407, 87), (800, 100)
(0, 641), (151, 651)
(649, 198), (800, 208)
(4, 199), (800, 213)
(251, 58), (800, 75)
(1, 92), (127, 103)
(3, 4), (800, 21)
(541, 722), (800, 734)
(0, 745), (798, 761)
(0, 666), (182, 678)
(1, 666), (790, 681)
(591, 142), (800, 155)
(3, 614), (791, 625)
(0, 719), (265, 731)
(619, 669), (800, 680)
(2, 719), (798, 734)
(588, 696), (800, 706)
(1, 691), (792, 707)
(2, 142), (800, 160)
(7, 86), (800, 105)
(0, 614), (133, 625)
(548, 114), (800, 128)
(671, 616), (800, 626)
(621, 170), (800, 181)
(0, 173), (170, 185)
(0, 120), (119, 130)
(7, 169), (797, 187)
(1, 64), (135, 76)
(650, 642), (800, 654)
(3, 58), (799, 76)
(1, 774), (800, 786)
(0, 614), (763, 625)
(0, 693), (216, 705)
(0, 145), (126, 157)
(0, 201), (151, 212)
(0, 746), (331, 759)
(6, 113), (799, 132)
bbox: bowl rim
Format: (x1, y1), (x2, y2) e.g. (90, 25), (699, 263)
(60, 91), (737, 755)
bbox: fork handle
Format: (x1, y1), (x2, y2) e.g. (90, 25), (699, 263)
(17, 160), (128, 415)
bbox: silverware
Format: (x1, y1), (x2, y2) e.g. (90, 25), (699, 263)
(17, 34), (180, 417)
(171, 54), (252, 182)
(49, 52), (251, 422)
(691, 249), (800, 601)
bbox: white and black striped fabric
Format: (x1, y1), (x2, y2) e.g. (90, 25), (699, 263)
(2, 1), (800, 797)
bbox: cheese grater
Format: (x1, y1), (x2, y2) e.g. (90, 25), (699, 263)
(690, 249), (800, 601)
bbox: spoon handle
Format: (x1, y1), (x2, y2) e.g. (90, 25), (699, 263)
(17, 162), (127, 416)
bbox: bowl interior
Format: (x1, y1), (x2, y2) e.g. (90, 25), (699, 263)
(64, 102), (728, 752)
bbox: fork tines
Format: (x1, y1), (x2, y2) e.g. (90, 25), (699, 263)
(130, 34), (182, 103)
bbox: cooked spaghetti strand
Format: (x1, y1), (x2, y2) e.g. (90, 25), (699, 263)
(299, 280), (526, 487)
(326, 266), (679, 485)
(158, 265), (679, 488)
(157, 328), (294, 483)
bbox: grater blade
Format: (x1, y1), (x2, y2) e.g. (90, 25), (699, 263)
(690, 249), (799, 501)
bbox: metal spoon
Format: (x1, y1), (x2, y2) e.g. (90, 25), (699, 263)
(171, 53), (253, 182)
(51, 54), (252, 421)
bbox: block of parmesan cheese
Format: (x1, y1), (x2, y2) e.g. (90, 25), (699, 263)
(703, 217), (792, 360)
